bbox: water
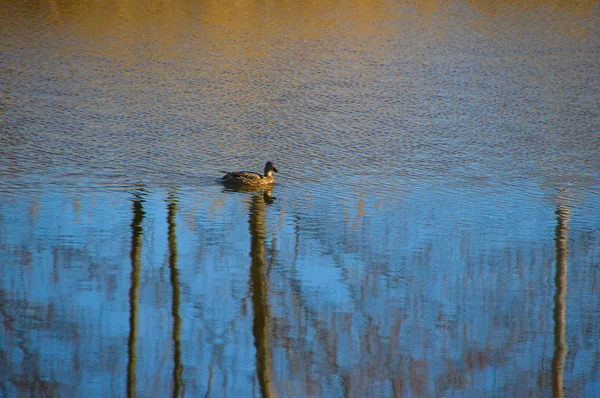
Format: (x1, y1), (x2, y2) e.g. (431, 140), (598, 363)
(1, 0), (599, 396)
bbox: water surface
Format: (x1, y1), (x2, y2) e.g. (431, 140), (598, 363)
(1, 0), (599, 396)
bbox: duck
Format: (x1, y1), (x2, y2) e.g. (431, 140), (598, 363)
(220, 161), (278, 185)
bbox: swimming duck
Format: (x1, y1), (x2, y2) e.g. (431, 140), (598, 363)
(220, 161), (278, 185)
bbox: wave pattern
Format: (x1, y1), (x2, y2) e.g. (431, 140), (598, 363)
(1, 1), (599, 396)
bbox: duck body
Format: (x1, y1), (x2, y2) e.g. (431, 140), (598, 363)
(220, 161), (278, 186)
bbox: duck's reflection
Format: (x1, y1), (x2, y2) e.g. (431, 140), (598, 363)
(222, 184), (275, 204)
(245, 188), (275, 398)
(552, 203), (569, 398)
(167, 191), (183, 397)
(128, 189), (145, 398)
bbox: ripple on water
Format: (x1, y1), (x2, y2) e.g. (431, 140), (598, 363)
(1, 1), (600, 397)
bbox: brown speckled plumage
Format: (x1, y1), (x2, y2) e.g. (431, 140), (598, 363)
(220, 161), (278, 186)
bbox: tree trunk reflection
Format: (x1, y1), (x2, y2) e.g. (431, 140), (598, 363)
(249, 191), (274, 398)
(552, 205), (569, 398)
(128, 191), (145, 398)
(168, 192), (183, 397)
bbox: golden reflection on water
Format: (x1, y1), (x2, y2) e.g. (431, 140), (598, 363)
(36, 0), (598, 39)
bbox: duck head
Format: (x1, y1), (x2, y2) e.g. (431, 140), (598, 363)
(264, 161), (278, 177)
